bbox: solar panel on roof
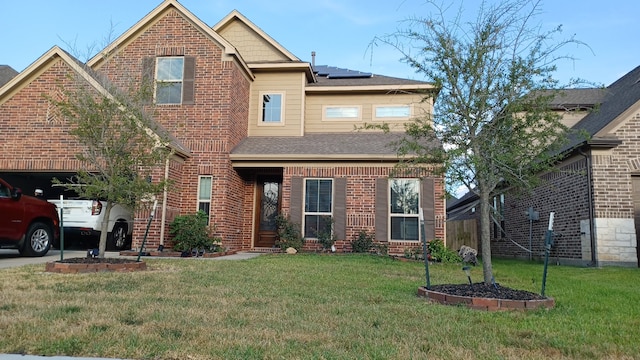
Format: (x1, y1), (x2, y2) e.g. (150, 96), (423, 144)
(313, 65), (372, 79)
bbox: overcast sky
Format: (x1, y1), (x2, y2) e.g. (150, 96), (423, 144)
(1, 0), (638, 86)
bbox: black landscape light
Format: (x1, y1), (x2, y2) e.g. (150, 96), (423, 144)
(462, 266), (472, 286)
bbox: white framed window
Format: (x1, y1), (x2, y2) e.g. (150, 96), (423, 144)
(389, 178), (420, 241)
(322, 105), (361, 121)
(259, 92), (284, 124)
(303, 178), (333, 238)
(197, 176), (212, 221)
(155, 57), (184, 104)
(374, 105), (411, 119)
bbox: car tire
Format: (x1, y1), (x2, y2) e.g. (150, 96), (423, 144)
(109, 223), (129, 250)
(19, 222), (52, 257)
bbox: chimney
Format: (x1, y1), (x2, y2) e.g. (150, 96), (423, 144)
(311, 51), (316, 67)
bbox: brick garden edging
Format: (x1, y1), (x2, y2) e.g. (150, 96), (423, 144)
(45, 260), (147, 274)
(118, 250), (238, 258)
(417, 286), (555, 311)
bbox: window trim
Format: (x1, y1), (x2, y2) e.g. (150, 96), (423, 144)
(155, 56), (185, 105)
(258, 91), (285, 126)
(302, 178), (334, 239)
(322, 105), (362, 121)
(373, 104), (412, 120)
(388, 178), (421, 242)
(197, 176), (212, 221)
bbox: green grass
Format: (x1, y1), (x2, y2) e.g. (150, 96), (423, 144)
(0, 254), (638, 359)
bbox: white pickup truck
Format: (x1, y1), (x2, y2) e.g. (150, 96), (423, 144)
(47, 199), (133, 250)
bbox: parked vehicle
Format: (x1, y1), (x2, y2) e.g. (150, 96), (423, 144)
(0, 178), (59, 256)
(47, 198), (134, 250)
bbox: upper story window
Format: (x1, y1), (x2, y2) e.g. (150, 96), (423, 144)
(260, 92), (284, 124)
(156, 57), (184, 104)
(375, 105), (411, 119)
(323, 106), (361, 121)
(146, 56), (195, 105)
(389, 178), (420, 241)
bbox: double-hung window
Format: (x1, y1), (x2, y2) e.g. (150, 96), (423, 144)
(389, 179), (420, 241)
(260, 93), (284, 124)
(156, 57), (184, 104)
(197, 176), (212, 222)
(304, 179), (333, 238)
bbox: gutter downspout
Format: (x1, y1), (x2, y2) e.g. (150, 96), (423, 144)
(159, 155), (171, 247)
(580, 148), (598, 267)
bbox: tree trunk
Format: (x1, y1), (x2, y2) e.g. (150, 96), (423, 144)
(98, 202), (113, 258)
(479, 190), (494, 283)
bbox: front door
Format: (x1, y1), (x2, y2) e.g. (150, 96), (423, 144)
(254, 177), (282, 248)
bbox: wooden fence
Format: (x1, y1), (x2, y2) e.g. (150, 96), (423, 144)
(446, 219), (478, 251)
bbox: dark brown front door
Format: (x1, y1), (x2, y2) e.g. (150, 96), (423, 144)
(254, 177), (282, 248)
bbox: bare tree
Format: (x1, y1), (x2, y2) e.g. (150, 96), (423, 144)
(49, 60), (170, 257)
(376, 0), (585, 282)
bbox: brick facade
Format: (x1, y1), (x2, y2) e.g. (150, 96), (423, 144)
(0, 2), (446, 257)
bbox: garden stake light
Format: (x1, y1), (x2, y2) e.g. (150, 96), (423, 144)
(463, 266), (472, 286)
(419, 208), (431, 289)
(541, 212), (555, 296)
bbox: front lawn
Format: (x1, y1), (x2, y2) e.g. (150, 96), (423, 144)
(0, 254), (637, 359)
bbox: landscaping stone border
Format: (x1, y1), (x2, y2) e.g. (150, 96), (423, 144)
(417, 286), (555, 311)
(45, 260), (147, 274)
(118, 250), (238, 258)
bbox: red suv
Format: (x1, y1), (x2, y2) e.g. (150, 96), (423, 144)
(0, 178), (59, 256)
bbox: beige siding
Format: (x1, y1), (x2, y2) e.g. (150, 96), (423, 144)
(217, 20), (289, 62)
(305, 93), (432, 133)
(249, 72), (305, 136)
(559, 110), (590, 129)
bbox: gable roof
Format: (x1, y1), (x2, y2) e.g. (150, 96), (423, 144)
(0, 65), (18, 88)
(213, 10), (300, 63)
(561, 65), (640, 152)
(0, 46), (190, 158)
(86, 0), (252, 80)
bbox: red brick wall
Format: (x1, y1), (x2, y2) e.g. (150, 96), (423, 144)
(0, 59), (87, 171)
(92, 9), (251, 249)
(281, 165), (446, 255)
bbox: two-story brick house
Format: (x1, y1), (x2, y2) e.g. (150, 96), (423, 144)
(0, 0), (445, 254)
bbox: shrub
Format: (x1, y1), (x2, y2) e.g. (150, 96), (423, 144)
(275, 214), (304, 251)
(427, 238), (462, 263)
(316, 216), (335, 251)
(351, 230), (374, 253)
(169, 211), (219, 253)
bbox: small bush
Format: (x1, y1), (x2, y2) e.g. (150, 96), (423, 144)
(351, 230), (374, 253)
(275, 214), (304, 251)
(316, 216), (335, 250)
(427, 238), (462, 263)
(169, 211), (219, 253)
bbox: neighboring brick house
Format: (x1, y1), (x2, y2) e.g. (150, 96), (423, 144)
(448, 69), (640, 267)
(0, 0), (445, 255)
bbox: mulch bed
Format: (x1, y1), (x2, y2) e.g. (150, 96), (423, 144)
(56, 257), (138, 264)
(429, 283), (546, 300)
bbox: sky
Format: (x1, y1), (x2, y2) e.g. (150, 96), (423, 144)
(1, 0), (639, 87)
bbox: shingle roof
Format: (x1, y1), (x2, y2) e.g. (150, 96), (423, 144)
(548, 88), (609, 110)
(231, 132), (439, 158)
(562, 65), (640, 152)
(0, 65), (18, 88)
